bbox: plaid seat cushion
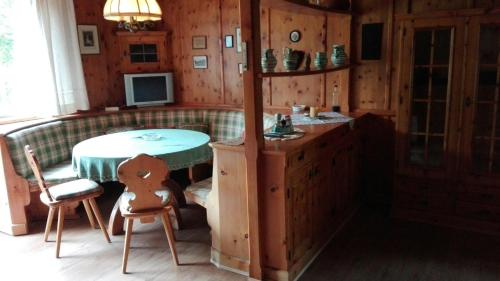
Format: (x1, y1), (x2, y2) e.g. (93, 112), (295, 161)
(27, 160), (77, 187)
(6, 121), (70, 177)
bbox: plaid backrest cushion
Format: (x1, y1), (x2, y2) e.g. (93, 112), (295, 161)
(205, 110), (245, 141)
(105, 112), (136, 128)
(63, 113), (137, 149)
(176, 123), (209, 134)
(6, 121), (69, 177)
(135, 110), (205, 128)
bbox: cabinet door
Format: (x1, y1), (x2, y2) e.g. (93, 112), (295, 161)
(117, 32), (168, 73)
(462, 16), (500, 183)
(290, 164), (312, 263)
(397, 18), (465, 177)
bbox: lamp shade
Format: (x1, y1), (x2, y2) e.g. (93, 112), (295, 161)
(103, 0), (162, 22)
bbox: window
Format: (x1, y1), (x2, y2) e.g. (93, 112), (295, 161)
(0, 0), (89, 123)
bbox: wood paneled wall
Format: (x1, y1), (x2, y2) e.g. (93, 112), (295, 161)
(74, 0), (243, 109)
(74, 0), (499, 111)
(74, 0), (350, 110)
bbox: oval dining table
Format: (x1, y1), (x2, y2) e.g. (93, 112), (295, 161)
(72, 129), (213, 235)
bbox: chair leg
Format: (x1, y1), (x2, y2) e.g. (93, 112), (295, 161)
(122, 218), (134, 273)
(88, 198), (111, 243)
(169, 196), (183, 230)
(44, 206), (56, 242)
(160, 211), (179, 266)
(82, 199), (97, 229)
(56, 206), (65, 258)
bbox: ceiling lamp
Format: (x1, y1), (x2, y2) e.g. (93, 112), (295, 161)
(103, 0), (162, 32)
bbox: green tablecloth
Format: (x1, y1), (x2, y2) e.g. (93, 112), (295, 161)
(72, 129), (212, 182)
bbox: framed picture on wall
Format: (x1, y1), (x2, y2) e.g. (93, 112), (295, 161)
(192, 36), (207, 49)
(225, 35), (234, 48)
(77, 25), (100, 54)
(236, 27), (242, 53)
(193, 56), (208, 69)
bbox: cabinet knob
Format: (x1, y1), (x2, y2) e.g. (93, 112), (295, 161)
(298, 151), (305, 161)
(220, 170), (228, 176)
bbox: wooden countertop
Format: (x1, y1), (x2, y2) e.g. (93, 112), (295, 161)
(211, 112), (369, 155)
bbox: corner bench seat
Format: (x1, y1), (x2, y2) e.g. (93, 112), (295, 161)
(0, 107), (274, 235)
(184, 177), (213, 208)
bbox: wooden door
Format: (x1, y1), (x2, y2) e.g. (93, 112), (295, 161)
(397, 18), (466, 178)
(462, 15), (500, 185)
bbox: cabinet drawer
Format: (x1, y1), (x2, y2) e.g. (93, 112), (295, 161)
(395, 177), (450, 195)
(288, 146), (315, 170)
(394, 192), (453, 213)
(456, 201), (500, 223)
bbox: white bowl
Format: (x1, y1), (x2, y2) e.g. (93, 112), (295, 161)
(292, 105), (306, 113)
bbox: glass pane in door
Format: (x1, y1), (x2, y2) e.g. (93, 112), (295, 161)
(432, 68), (449, 100)
(413, 68), (430, 98)
(408, 28), (452, 168)
(410, 102), (428, 133)
(434, 30), (451, 65)
(477, 68), (497, 102)
(471, 25), (500, 174)
(414, 31), (432, 65)
(430, 102), (446, 134)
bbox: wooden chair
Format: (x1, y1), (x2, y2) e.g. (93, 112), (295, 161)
(24, 145), (111, 258)
(117, 154), (179, 273)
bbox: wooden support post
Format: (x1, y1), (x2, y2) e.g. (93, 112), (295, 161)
(239, 0), (264, 279)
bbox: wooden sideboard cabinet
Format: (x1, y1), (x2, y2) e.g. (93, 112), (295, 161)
(117, 31), (168, 73)
(207, 113), (373, 281)
(261, 123), (361, 281)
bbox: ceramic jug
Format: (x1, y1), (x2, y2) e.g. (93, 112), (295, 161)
(283, 47), (300, 71)
(314, 52), (328, 70)
(331, 44), (346, 66)
(261, 49), (277, 73)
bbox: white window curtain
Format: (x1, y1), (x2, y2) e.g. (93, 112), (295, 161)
(8, 0), (89, 118)
(33, 0), (90, 115)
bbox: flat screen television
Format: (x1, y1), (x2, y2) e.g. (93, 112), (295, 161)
(124, 73), (174, 107)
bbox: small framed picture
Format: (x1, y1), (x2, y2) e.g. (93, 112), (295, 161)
(77, 25), (100, 54)
(224, 35), (234, 48)
(192, 36), (207, 49)
(289, 30), (301, 43)
(193, 55), (208, 69)
(236, 27), (242, 53)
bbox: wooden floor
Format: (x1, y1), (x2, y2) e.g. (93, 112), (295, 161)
(2, 189), (500, 281)
(0, 187), (246, 281)
(301, 207), (500, 281)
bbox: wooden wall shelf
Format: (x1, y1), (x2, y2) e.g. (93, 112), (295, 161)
(259, 64), (351, 78)
(260, 0), (351, 16)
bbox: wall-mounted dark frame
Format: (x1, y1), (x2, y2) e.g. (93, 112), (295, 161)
(361, 23), (384, 60)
